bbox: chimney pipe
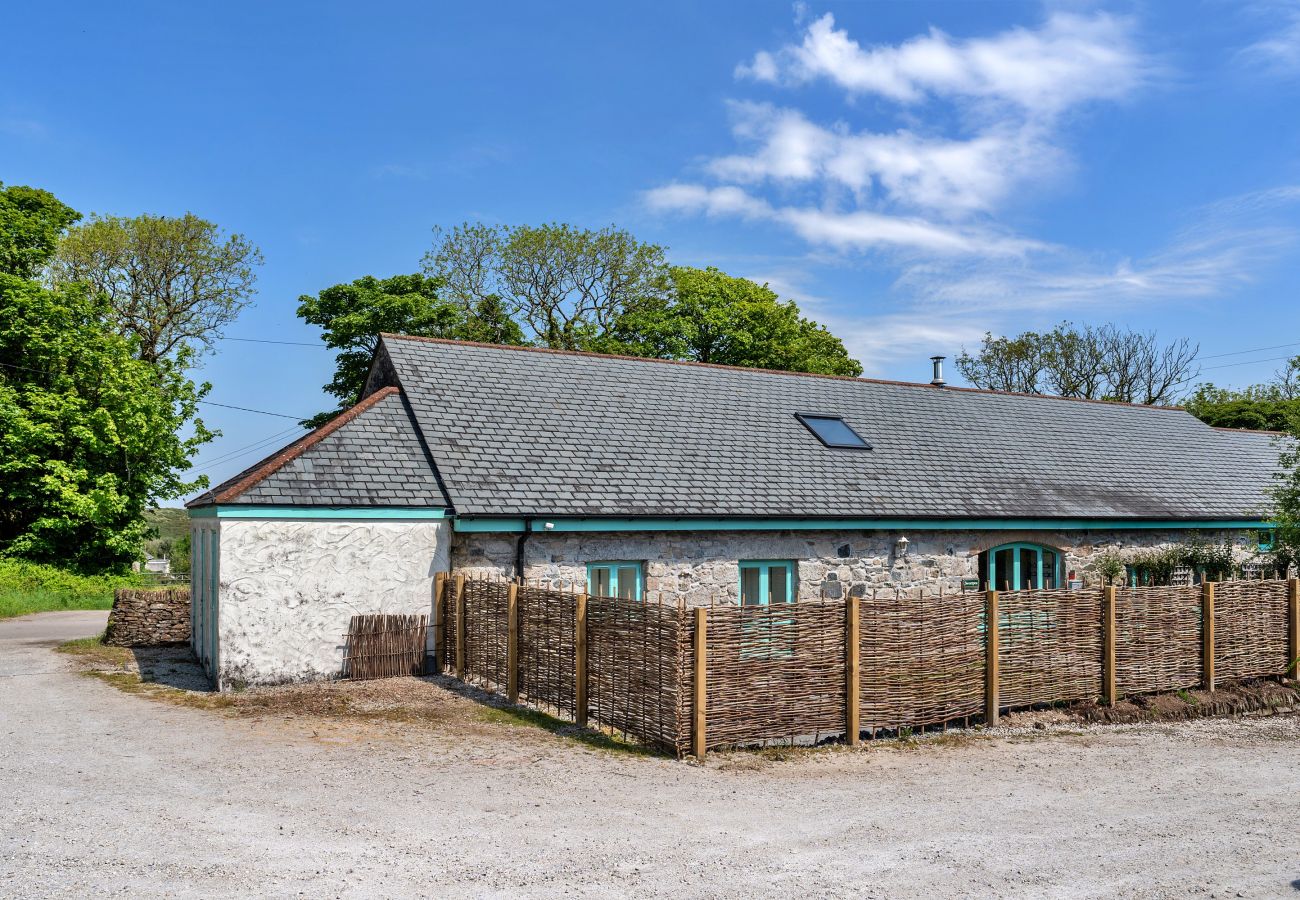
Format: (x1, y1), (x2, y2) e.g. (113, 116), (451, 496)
(930, 355), (946, 387)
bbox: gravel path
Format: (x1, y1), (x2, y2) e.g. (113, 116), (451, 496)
(3, 611), (1300, 899)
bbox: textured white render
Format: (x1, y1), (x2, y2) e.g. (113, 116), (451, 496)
(216, 519), (448, 689)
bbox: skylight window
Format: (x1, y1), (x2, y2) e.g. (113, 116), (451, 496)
(795, 414), (872, 450)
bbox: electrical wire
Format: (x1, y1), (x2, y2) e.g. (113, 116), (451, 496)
(198, 424), (308, 469)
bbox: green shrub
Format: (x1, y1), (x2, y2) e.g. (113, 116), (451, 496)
(0, 559), (146, 619)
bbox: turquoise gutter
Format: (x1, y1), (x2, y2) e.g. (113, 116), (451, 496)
(451, 516), (1268, 534)
(188, 505), (447, 521)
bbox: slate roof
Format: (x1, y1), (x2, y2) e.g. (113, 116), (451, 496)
(187, 387), (448, 508)
(368, 335), (1286, 521)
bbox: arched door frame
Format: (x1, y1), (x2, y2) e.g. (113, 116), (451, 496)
(985, 542), (1062, 591)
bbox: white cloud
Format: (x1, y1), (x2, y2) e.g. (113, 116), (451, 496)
(707, 101), (1061, 217)
(650, 12), (1150, 258)
(899, 186), (1300, 313)
(1237, 2), (1300, 75)
(822, 310), (992, 377)
(738, 11), (1149, 117)
(643, 183), (772, 220)
(645, 181), (1043, 256)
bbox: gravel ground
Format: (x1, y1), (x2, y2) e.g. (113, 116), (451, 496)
(4, 611), (1300, 899)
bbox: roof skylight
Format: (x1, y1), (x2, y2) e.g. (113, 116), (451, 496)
(795, 414), (872, 450)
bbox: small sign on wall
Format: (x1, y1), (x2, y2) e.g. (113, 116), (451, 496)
(961, 578), (980, 592)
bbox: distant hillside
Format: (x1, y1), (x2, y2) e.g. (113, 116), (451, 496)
(143, 507), (188, 545)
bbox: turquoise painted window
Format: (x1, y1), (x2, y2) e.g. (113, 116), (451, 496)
(738, 561), (796, 605)
(738, 560), (796, 659)
(1258, 529), (1275, 552)
(979, 543), (1061, 591)
(587, 562), (643, 601)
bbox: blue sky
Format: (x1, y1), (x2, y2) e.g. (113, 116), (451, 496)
(4, 1), (1300, 499)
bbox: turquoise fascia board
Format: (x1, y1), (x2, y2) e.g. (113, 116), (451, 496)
(452, 516), (1268, 534)
(189, 505), (447, 521)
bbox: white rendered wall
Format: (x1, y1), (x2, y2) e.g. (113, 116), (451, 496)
(215, 519), (449, 689)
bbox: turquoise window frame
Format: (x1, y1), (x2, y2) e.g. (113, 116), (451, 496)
(738, 560), (796, 605)
(1258, 529), (1275, 552)
(586, 561), (644, 601)
(985, 543), (1062, 591)
(738, 560), (797, 659)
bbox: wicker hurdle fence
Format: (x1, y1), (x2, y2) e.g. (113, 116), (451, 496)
(430, 574), (1300, 759)
(342, 613), (429, 680)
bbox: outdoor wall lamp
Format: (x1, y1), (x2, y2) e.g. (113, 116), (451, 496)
(895, 535), (910, 559)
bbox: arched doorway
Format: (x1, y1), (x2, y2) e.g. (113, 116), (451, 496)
(978, 542), (1062, 591)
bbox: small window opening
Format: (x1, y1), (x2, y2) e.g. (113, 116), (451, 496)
(795, 413), (872, 449)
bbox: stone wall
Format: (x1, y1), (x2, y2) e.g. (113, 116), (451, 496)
(215, 519), (449, 689)
(105, 588), (192, 646)
(451, 528), (1259, 604)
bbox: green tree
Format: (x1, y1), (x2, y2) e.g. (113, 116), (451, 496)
(296, 273), (517, 427)
(1269, 409), (1300, 573)
(1184, 357), (1300, 430)
(424, 222), (669, 350)
(956, 323), (1198, 404)
(0, 277), (212, 571)
(0, 188), (211, 571)
(50, 212), (263, 363)
(607, 266), (862, 376)
(0, 182), (81, 278)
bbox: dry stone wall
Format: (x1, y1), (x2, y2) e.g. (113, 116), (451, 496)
(104, 588), (192, 646)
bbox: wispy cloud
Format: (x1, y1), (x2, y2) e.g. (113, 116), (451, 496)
(647, 10), (1149, 258)
(644, 9), (1300, 375)
(898, 186), (1300, 313)
(0, 117), (47, 140)
(1236, 1), (1300, 75)
(644, 182), (1044, 256)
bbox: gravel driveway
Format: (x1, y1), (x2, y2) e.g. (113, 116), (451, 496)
(4, 611), (1300, 899)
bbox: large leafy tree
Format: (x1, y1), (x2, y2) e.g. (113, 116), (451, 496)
(956, 323), (1199, 405)
(0, 182), (81, 277)
(0, 271), (211, 572)
(607, 266), (862, 376)
(424, 222), (669, 350)
(50, 212), (263, 363)
(297, 273), (521, 427)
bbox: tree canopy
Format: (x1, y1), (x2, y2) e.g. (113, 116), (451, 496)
(0, 189), (211, 571)
(0, 182), (81, 278)
(51, 212), (263, 363)
(955, 323), (1199, 405)
(1184, 357), (1300, 431)
(296, 273), (523, 427)
(424, 222), (669, 350)
(609, 266), (862, 376)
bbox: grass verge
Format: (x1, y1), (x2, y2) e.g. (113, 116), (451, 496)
(0, 559), (146, 620)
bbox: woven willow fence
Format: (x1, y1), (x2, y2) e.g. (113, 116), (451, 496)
(433, 575), (1300, 759)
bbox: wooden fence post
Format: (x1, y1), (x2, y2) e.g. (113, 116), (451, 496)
(454, 574), (467, 679)
(575, 592), (589, 727)
(432, 571), (446, 672)
(985, 590), (1000, 726)
(845, 596), (860, 747)
(1288, 579), (1299, 680)
(1202, 581), (1216, 693)
(1102, 585), (1117, 704)
(507, 582), (519, 703)
(693, 607), (707, 761)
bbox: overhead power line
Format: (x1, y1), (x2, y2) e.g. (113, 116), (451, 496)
(199, 424), (308, 469)
(196, 400), (308, 419)
(1199, 341), (1300, 360)
(222, 336), (326, 348)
